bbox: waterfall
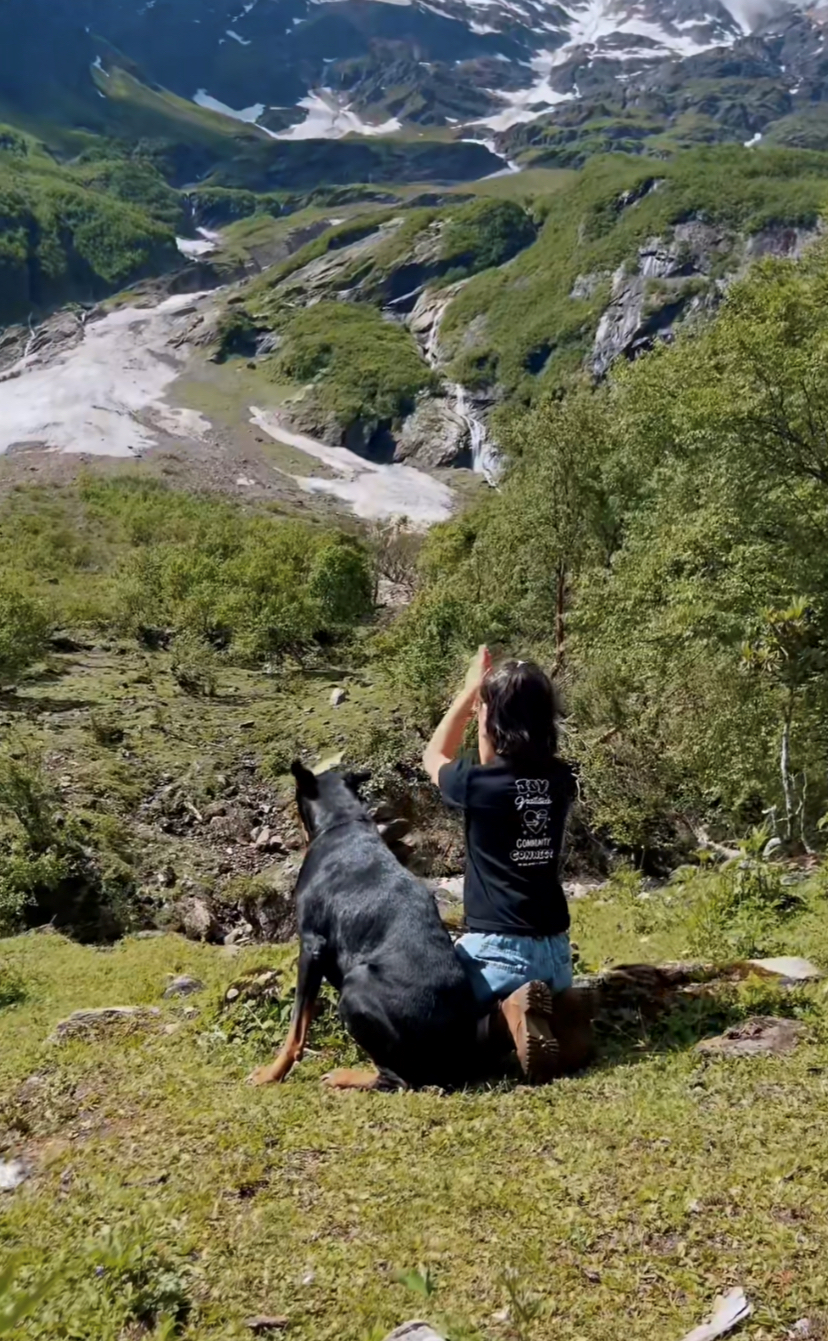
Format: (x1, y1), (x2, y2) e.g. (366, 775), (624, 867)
(416, 293), (501, 484)
(452, 383), (501, 484)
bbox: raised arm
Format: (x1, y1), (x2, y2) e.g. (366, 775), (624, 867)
(422, 646), (491, 785)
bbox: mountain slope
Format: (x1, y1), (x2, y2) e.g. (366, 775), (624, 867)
(3, 0), (828, 160)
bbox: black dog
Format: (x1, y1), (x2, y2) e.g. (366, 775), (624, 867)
(249, 762), (480, 1091)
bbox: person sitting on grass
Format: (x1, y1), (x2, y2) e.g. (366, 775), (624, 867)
(423, 648), (594, 1082)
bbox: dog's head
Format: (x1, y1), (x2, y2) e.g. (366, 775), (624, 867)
(291, 761), (372, 840)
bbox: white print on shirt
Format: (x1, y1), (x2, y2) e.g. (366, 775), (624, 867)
(511, 778), (553, 865)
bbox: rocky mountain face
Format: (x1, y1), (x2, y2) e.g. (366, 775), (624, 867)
(3, 0), (828, 153)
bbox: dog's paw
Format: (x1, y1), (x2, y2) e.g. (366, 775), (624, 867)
(248, 1065), (281, 1087)
(322, 1068), (379, 1091)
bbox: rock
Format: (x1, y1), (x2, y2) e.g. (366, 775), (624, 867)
(696, 1016), (803, 1058)
(245, 1317), (289, 1333)
(254, 826), (284, 852)
(570, 272), (610, 299)
(236, 868), (298, 942)
(0, 1158), (30, 1192)
(330, 687), (349, 707)
(156, 865), (177, 888)
(747, 956), (823, 983)
(224, 970), (280, 1008)
(163, 975), (206, 999)
(408, 281), (467, 364)
(382, 1325), (447, 1341)
(394, 396), (469, 469)
(49, 1006), (161, 1044)
(224, 922), (254, 946)
(135, 930), (166, 940)
(175, 896), (224, 943)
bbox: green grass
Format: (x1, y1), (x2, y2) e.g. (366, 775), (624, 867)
(2, 879), (828, 1340)
(456, 167), (577, 200)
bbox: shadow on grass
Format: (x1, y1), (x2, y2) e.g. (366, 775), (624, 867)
(0, 693), (99, 716)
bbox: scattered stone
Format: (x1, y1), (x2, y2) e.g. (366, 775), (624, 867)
(156, 865), (177, 888)
(49, 1006), (161, 1044)
(245, 1318), (289, 1334)
(330, 687), (348, 707)
(223, 923), (254, 947)
(182, 1006), (200, 1020)
(239, 719), (256, 729)
(254, 826), (284, 852)
(697, 1017), (803, 1058)
(224, 971), (280, 1008)
(163, 975), (205, 999)
(382, 1325), (447, 1341)
(0, 1159), (30, 1193)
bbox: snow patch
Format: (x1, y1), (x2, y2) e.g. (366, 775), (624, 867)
(92, 56), (110, 77)
(272, 90), (402, 139)
(226, 27), (252, 44)
(193, 90), (265, 123)
(0, 294), (213, 459)
(251, 409), (453, 524)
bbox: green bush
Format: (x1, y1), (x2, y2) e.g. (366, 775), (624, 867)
(0, 751), (137, 940)
(271, 302), (436, 434)
(440, 198), (536, 278)
(0, 964), (26, 1009)
(0, 587), (49, 685)
(678, 844), (800, 960)
(170, 631), (219, 697)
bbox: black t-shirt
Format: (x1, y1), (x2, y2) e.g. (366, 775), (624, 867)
(439, 755), (576, 937)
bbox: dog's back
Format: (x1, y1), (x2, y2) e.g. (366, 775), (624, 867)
(295, 770), (479, 1088)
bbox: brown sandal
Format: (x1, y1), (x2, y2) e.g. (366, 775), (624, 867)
(499, 981), (562, 1083)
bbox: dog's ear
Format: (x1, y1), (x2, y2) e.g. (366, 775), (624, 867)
(291, 760), (319, 798)
(344, 768), (372, 796)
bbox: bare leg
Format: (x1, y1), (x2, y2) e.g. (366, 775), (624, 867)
(249, 943), (324, 1086)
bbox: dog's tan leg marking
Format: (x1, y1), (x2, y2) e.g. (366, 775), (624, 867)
(249, 998), (316, 1087)
(322, 1068), (381, 1091)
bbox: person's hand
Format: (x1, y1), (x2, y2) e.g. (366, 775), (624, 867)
(463, 645), (492, 697)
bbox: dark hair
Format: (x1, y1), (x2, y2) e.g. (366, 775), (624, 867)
(480, 660), (560, 766)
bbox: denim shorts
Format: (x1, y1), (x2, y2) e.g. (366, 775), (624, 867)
(455, 931), (573, 1011)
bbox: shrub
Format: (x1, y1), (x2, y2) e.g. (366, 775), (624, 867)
(0, 964), (26, 1009)
(170, 632), (219, 697)
(0, 752), (137, 941)
(679, 843), (800, 960)
(307, 536), (374, 626)
(0, 587), (49, 684)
